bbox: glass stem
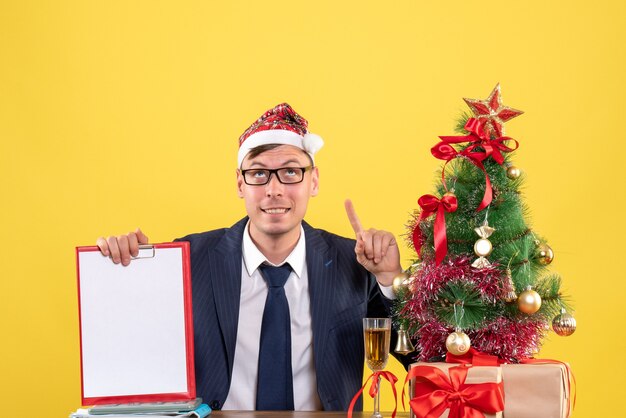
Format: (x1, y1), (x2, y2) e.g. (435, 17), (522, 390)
(373, 375), (381, 417)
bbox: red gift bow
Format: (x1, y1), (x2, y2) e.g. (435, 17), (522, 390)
(347, 370), (398, 418)
(412, 193), (458, 266)
(403, 365), (504, 418)
(432, 118), (519, 212)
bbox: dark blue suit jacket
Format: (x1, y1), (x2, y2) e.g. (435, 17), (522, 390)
(177, 217), (392, 411)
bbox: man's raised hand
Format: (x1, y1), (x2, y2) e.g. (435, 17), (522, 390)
(344, 199), (402, 286)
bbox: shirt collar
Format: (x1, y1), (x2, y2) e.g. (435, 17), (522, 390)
(242, 220), (306, 279)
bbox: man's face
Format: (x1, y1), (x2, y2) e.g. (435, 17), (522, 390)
(237, 145), (319, 241)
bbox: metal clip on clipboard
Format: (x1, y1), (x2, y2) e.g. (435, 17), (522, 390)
(132, 244), (156, 259)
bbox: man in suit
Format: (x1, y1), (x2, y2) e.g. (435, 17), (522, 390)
(97, 103), (404, 411)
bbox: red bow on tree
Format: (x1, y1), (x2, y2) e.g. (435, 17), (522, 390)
(430, 141), (492, 213)
(431, 118), (519, 212)
(412, 193), (458, 266)
(404, 365), (505, 418)
(439, 118), (519, 164)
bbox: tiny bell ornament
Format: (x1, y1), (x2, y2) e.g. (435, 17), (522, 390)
(518, 285), (542, 314)
(472, 220), (495, 268)
(394, 324), (416, 355)
(552, 308), (577, 336)
(392, 271), (416, 355)
(503, 268), (518, 303)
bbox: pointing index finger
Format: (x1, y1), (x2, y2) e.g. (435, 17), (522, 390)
(344, 199), (363, 235)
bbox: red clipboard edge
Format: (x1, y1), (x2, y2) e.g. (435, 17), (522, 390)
(76, 242), (196, 406)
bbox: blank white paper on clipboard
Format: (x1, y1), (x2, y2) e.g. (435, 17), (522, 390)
(76, 242), (195, 405)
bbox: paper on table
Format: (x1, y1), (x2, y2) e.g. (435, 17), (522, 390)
(70, 403), (211, 418)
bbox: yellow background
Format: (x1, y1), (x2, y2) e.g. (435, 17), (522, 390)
(1, 1), (623, 416)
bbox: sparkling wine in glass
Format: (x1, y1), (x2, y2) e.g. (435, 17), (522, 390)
(363, 318), (391, 418)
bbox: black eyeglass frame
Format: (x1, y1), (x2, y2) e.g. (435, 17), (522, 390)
(240, 166), (314, 185)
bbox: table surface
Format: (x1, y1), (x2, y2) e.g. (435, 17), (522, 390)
(211, 412), (408, 418)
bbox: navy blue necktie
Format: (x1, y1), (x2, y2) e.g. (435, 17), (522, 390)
(256, 263), (294, 411)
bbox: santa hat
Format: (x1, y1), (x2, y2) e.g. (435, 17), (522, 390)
(237, 103), (324, 167)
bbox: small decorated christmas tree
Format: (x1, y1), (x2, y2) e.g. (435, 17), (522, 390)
(393, 84), (576, 363)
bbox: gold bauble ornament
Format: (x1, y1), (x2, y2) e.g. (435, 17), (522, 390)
(534, 242), (554, 265)
(518, 286), (542, 314)
(445, 330), (471, 356)
(443, 191), (457, 199)
(552, 308), (577, 336)
(392, 272), (411, 294)
(506, 166), (521, 179)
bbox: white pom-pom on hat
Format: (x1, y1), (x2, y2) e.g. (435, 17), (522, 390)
(303, 133), (324, 156)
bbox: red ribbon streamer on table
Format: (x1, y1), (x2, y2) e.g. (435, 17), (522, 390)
(402, 365), (504, 418)
(431, 118), (519, 212)
(445, 348), (504, 367)
(412, 193), (458, 266)
(520, 358), (577, 416)
(347, 371), (398, 418)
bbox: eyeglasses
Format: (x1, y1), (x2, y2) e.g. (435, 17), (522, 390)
(240, 166), (313, 185)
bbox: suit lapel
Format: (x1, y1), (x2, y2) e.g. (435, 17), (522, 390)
(208, 217), (247, 375)
(304, 222), (337, 372)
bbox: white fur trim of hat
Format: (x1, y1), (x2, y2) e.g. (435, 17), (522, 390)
(237, 130), (324, 167)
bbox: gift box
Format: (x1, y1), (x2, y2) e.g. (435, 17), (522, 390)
(501, 363), (571, 418)
(407, 362), (504, 418)
(407, 362), (572, 418)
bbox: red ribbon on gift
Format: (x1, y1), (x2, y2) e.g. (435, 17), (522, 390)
(445, 348), (504, 367)
(412, 193), (458, 266)
(347, 370), (398, 418)
(431, 118), (519, 212)
(520, 358), (577, 416)
(403, 365), (504, 418)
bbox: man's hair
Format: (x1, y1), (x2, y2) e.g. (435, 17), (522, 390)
(245, 144), (314, 165)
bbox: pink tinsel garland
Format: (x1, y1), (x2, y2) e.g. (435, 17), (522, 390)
(401, 257), (546, 362)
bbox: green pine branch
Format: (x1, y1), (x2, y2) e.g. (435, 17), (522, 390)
(433, 281), (492, 329)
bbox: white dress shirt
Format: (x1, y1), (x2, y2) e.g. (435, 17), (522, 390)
(221, 222), (396, 410)
(222, 222), (322, 411)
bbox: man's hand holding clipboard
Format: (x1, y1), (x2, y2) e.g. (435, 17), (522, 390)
(96, 228), (149, 266)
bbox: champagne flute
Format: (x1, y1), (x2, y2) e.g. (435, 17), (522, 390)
(363, 318), (391, 418)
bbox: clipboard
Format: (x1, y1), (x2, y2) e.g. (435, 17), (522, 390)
(76, 242), (195, 406)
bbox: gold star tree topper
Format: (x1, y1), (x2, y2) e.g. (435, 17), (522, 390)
(463, 83), (524, 138)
